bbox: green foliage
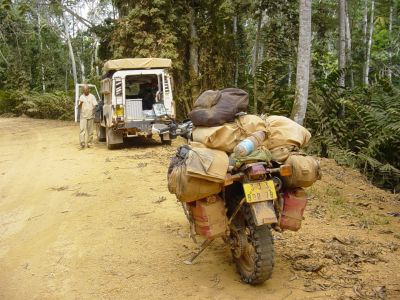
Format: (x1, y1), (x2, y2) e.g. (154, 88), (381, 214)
(110, 0), (187, 65)
(0, 0), (399, 192)
(252, 58), (294, 115)
(306, 73), (400, 191)
(0, 90), (74, 120)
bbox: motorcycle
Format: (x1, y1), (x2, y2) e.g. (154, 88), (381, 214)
(182, 157), (308, 285)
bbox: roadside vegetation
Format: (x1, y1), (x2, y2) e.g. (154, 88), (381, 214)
(0, 0), (399, 191)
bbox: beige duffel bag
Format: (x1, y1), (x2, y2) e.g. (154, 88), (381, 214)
(192, 114), (269, 153)
(167, 145), (228, 202)
(264, 116), (311, 149)
(186, 147), (229, 183)
(282, 153), (321, 188)
(168, 164), (223, 202)
(269, 145), (299, 162)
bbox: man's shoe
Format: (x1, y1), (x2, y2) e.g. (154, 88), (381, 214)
(87, 144), (92, 148)
(79, 144), (85, 150)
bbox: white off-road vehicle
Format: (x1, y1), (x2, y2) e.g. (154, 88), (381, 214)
(75, 58), (177, 149)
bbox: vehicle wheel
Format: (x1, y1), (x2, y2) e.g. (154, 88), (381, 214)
(231, 204), (274, 285)
(96, 124), (106, 142)
(106, 127), (118, 150)
(161, 135), (172, 145)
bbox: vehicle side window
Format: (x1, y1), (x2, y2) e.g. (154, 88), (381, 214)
(163, 75), (170, 95)
(101, 79), (112, 105)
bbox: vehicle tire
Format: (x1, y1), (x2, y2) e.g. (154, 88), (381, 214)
(160, 135), (172, 145)
(106, 127), (118, 150)
(231, 204), (274, 285)
(96, 124), (106, 142)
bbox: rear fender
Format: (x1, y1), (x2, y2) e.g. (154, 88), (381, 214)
(249, 201), (277, 226)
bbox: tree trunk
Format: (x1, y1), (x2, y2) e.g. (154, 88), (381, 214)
(189, 6), (199, 104)
(94, 38), (100, 76)
(362, 0), (368, 84)
(90, 47), (94, 76)
(233, 15), (239, 87)
(0, 49), (9, 66)
(291, 0), (312, 125)
(37, 11), (46, 93)
(363, 0), (374, 85)
(388, 1), (393, 82)
(62, 11), (77, 88)
(345, 1), (354, 88)
(288, 63), (292, 88)
(338, 0), (346, 87)
(65, 68), (68, 93)
(78, 53), (85, 82)
(252, 4), (263, 114)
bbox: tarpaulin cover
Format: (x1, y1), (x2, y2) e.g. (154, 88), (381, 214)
(103, 58), (172, 72)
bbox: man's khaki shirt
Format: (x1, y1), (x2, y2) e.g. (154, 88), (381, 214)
(79, 93), (98, 120)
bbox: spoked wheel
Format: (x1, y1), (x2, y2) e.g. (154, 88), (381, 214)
(230, 204), (274, 285)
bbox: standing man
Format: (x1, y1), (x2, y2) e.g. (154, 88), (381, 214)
(78, 84), (98, 149)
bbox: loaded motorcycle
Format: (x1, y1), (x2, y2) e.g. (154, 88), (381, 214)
(180, 151), (318, 285)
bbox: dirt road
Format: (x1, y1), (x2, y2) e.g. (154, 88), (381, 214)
(0, 117), (399, 299)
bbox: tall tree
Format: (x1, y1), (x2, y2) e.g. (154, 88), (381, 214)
(291, 0), (312, 125)
(252, 1), (263, 113)
(37, 10), (46, 92)
(233, 14), (239, 87)
(189, 5), (199, 104)
(388, 0), (393, 82)
(363, 0), (375, 85)
(339, 0), (346, 87)
(62, 10), (78, 88)
(345, 1), (354, 88)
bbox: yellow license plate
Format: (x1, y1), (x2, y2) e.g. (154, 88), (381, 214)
(243, 181), (277, 203)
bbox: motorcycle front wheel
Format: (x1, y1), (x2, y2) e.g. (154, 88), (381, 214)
(231, 204), (274, 285)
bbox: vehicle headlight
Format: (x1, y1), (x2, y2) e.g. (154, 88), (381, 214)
(115, 105), (124, 117)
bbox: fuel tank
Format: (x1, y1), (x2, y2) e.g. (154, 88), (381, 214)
(279, 188), (308, 231)
(189, 195), (228, 239)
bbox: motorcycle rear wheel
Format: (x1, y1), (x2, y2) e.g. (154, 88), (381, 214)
(232, 204), (274, 285)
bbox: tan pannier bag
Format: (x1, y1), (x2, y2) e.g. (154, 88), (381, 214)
(186, 147), (229, 183)
(192, 114), (268, 153)
(282, 153), (322, 188)
(264, 116), (311, 149)
(168, 164), (223, 202)
(269, 145), (298, 162)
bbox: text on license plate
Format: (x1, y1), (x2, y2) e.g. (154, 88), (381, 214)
(243, 181), (277, 203)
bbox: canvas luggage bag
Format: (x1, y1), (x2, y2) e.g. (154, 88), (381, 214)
(264, 116), (311, 149)
(269, 145), (298, 162)
(282, 153), (321, 188)
(189, 88), (249, 126)
(167, 145), (227, 202)
(168, 166), (223, 202)
(185, 147), (229, 183)
(192, 114), (268, 153)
